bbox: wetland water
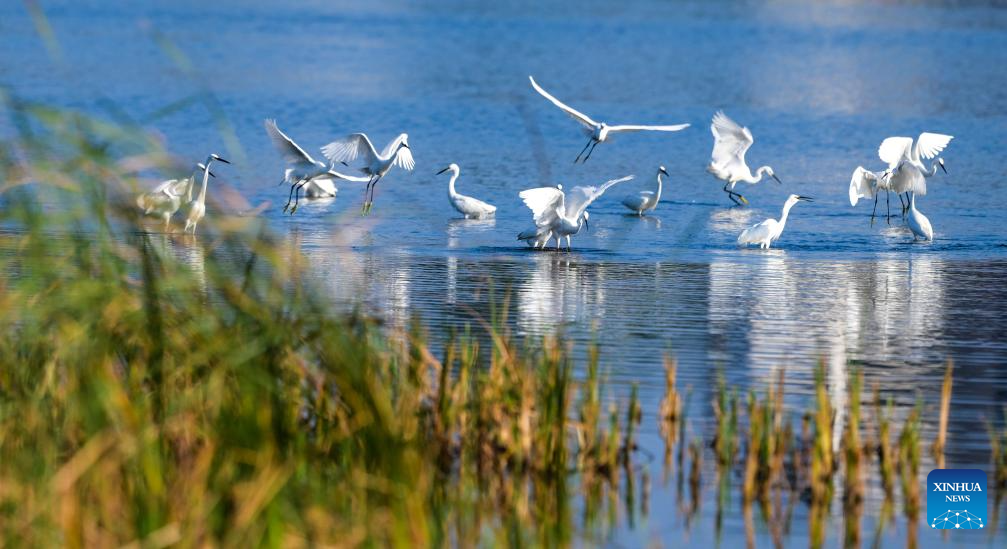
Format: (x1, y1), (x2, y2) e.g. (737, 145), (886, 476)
(3, 0), (1007, 545)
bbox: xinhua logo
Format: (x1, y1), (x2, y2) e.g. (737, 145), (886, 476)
(927, 469), (987, 530)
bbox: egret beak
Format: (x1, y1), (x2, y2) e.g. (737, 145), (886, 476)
(436, 167), (450, 175)
(340, 161), (349, 167)
(208, 171), (217, 178)
(771, 174), (782, 184)
(583, 218), (590, 232)
(214, 156), (231, 164)
(939, 161), (947, 174)
(659, 167), (669, 177)
(797, 195), (813, 202)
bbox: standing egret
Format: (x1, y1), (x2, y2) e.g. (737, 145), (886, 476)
(137, 162), (215, 231)
(737, 194), (812, 249)
(906, 192), (934, 241)
(622, 166), (669, 215)
(518, 175), (634, 251)
(321, 132), (415, 214)
(438, 163), (496, 219)
(263, 119), (370, 214)
(878, 132), (952, 212)
(183, 161), (215, 234)
(848, 165), (897, 225)
(528, 76), (689, 163)
(707, 111), (781, 206)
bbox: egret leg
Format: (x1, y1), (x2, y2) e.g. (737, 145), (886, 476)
(361, 176), (375, 213)
(574, 139), (593, 163)
(870, 194), (878, 227)
(582, 141), (600, 163)
(367, 175), (383, 213)
(566, 235), (572, 251)
(284, 178), (304, 212)
(903, 192), (911, 217)
(291, 179), (311, 214)
(886, 191), (891, 225)
(723, 183), (742, 206)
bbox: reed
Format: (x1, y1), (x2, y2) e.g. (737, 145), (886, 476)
(990, 408), (1007, 490)
(810, 362), (834, 503)
(932, 361), (954, 468)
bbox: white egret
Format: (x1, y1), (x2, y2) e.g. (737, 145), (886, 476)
(518, 175), (634, 250)
(622, 166), (668, 215)
(878, 132), (951, 212)
(848, 165), (898, 225)
(137, 162), (215, 231)
(906, 192), (934, 241)
(528, 76), (689, 163)
(185, 160), (216, 233)
(737, 194), (812, 249)
(707, 111), (781, 205)
(438, 163), (496, 219)
(263, 119), (370, 214)
(321, 131), (415, 214)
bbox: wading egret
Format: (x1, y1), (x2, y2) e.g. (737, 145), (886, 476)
(438, 163), (496, 219)
(879, 132), (951, 213)
(321, 132), (415, 214)
(707, 111), (781, 205)
(264, 119), (369, 214)
(137, 162), (214, 231)
(183, 160), (220, 234)
(737, 194), (812, 249)
(622, 166), (668, 215)
(907, 192), (934, 241)
(848, 165), (898, 225)
(528, 76), (689, 163)
(518, 175), (634, 250)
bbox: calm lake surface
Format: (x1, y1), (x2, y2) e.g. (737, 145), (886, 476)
(3, 0), (1007, 546)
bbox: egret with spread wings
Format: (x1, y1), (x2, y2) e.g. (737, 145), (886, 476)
(848, 165), (898, 225)
(528, 76), (689, 163)
(877, 132), (951, 214)
(321, 132), (414, 214)
(264, 119), (370, 214)
(737, 194), (812, 249)
(707, 111), (781, 206)
(518, 175), (634, 251)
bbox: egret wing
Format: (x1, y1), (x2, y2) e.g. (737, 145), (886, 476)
(564, 175), (634, 219)
(878, 136), (913, 169)
(912, 132), (953, 161)
(321, 133), (380, 166)
(528, 76), (598, 129)
(150, 177), (181, 195)
(519, 187), (564, 227)
(738, 219), (776, 244)
(328, 169), (371, 182)
(393, 144), (415, 171)
(606, 123), (690, 133)
(710, 111), (754, 169)
(265, 119), (317, 167)
(848, 166), (878, 206)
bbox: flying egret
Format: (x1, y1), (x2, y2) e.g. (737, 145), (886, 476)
(321, 131), (415, 214)
(137, 162), (215, 231)
(707, 111), (781, 206)
(848, 165), (898, 225)
(737, 194), (812, 249)
(263, 119), (370, 214)
(518, 175), (634, 251)
(528, 76), (689, 163)
(622, 166), (669, 215)
(878, 132), (952, 212)
(906, 192), (934, 242)
(185, 160), (216, 233)
(438, 163), (496, 219)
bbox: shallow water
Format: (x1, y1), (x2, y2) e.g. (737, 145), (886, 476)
(3, 0), (1007, 545)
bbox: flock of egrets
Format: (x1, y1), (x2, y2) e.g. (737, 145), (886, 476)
(137, 75), (952, 249)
